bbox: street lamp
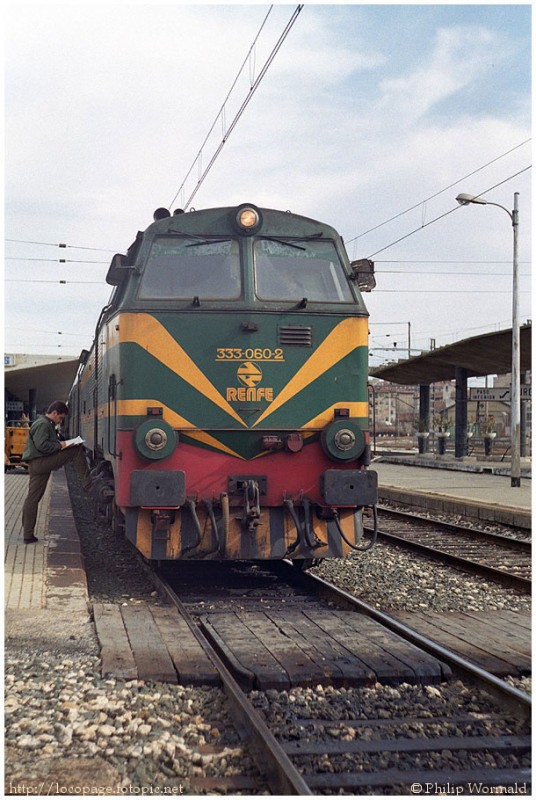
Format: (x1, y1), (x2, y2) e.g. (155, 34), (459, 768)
(455, 192), (521, 487)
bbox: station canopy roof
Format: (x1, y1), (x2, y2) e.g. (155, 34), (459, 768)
(369, 324), (532, 386)
(5, 358), (79, 413)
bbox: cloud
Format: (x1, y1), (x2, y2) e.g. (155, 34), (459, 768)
(4, 4), (531, 358)
(377, 25), (504, 124)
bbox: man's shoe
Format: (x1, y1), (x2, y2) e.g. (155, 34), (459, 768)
(23, 535), (39, 544)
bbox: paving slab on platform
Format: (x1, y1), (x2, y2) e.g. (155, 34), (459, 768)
(201, 609), (450, 689)
(5, 471), (95, 654)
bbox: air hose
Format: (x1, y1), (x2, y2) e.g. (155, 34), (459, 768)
(182, 499), (202, 555)
(333, 505), (378, 552)
(202, 499), (221, 557)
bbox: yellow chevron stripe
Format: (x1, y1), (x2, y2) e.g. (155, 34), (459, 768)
(300, 402), (369, 429)
(118, 313), (247, 427)
(253, 317), (368, 427)
(184, 431), (245, 460)
(117, 400), (244, 458)
(117, 399), (195, 428)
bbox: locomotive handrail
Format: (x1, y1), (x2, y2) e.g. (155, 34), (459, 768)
(107, 375), (121, 459)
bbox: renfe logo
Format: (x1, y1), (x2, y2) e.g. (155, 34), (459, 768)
(227, 362), (273, 402)
(237, 361), (263, 387)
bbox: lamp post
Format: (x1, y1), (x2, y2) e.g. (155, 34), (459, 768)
(455, 192), (521, 487)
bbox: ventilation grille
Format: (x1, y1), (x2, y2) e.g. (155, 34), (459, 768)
(278, 325), (313, 347)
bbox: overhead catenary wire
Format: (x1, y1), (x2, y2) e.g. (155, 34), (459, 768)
(168, 5), (274, 210)
(5, 280), (104, 284)
(366, 165), (531, 259)
(376, 259), (531, 264)
(168, 5), (304, 210)
(371, 289), (531, 294)
(6, 258), (108, 263)
(378, 270), (531, 276)
(345, 138), (531, 246)
(8, 328), (88, 337)
(5, 238), (113, 252)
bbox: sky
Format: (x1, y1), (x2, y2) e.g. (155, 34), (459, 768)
(4, 2), (532, 375)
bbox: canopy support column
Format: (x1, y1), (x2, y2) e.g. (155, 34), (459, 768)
(455, 367), (468, 458)
(418, 384), (430, 429)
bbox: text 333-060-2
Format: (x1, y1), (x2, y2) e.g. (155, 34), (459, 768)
(216, 348), (284, 361)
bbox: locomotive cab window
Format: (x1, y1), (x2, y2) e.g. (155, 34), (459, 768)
(138, 236), (241, 300)
(254, 238), (353, 303)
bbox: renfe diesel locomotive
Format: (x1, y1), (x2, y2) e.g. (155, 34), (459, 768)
(68, 204), (378, 564)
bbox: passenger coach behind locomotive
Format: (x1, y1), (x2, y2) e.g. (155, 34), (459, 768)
(69, 203), (378, 563)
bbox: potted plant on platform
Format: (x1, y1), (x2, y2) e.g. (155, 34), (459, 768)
(482, 415), (497, 457)
(465, 420), (475, 454)
(434, 414), (450, 456)
(416, 419), (430, 454)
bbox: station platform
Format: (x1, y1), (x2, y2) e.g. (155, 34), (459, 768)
(4, 470), (95, 654)
(373, 458), (531, 528)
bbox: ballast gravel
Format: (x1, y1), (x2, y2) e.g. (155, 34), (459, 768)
(5, 651), (261, 796)
(312, 539), (531, 614)
(250, 682), (530, 794)
(5, 467), (531, 795)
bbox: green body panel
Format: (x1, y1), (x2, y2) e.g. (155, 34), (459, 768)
(110, 311), (368, 436)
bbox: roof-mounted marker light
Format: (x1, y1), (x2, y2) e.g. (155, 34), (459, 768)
(239, 208), (258, 228)
(233, 204), (263, 234)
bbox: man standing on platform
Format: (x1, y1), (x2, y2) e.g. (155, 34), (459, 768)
(21, 400), (92, 544)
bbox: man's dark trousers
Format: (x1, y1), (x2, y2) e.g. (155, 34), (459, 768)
(22, 446), (91, 539)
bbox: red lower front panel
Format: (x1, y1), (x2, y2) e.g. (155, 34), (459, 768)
(114, 431), (362, 508)
(112, 431), (368, 560)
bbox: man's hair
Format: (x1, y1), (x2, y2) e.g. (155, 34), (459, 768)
(47, 400), (69, 415)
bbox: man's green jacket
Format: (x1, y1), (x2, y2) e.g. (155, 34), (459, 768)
(22, 416), (62, 461)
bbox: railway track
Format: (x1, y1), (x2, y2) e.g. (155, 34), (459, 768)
(365, 507), (531, 592)
(146, 560), (531, 795)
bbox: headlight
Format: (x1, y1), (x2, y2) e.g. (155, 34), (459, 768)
(321, 419), (366, 462)
(134, 419), (177, 461)
(233, 203), (263, 234)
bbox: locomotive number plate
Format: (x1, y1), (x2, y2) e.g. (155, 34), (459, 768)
(216, 347), (284, 362)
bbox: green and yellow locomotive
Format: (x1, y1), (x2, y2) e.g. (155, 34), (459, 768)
(69, 204), (377, 563)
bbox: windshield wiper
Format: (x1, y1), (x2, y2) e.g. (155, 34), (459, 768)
(185, 238), (230, 248)
(261, 237), (306, 251)
(157, 233), (231, 247)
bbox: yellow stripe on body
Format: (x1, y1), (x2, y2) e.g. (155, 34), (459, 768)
(300, 401), (369, 429)
(253, 317), (368, 427)
(118, 313), (247, 428)
(117, 400), (245, 459)
(117, 399), (195, 428)
(183, 430), (245, 460)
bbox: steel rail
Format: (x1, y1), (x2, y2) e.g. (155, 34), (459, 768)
(369, 526), (531, 592)
(302, 568), (531, 719)
(376, 505), (531, 548)
(367, 506), (531, 591)
(151, 567), (312, 796)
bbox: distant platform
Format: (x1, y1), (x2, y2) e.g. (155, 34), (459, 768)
(372, 460), (531, 528)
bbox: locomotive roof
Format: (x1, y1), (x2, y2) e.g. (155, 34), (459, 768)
(145, 205), (342, 238)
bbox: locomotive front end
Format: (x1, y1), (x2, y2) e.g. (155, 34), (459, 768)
(75, 204), (377, 563)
